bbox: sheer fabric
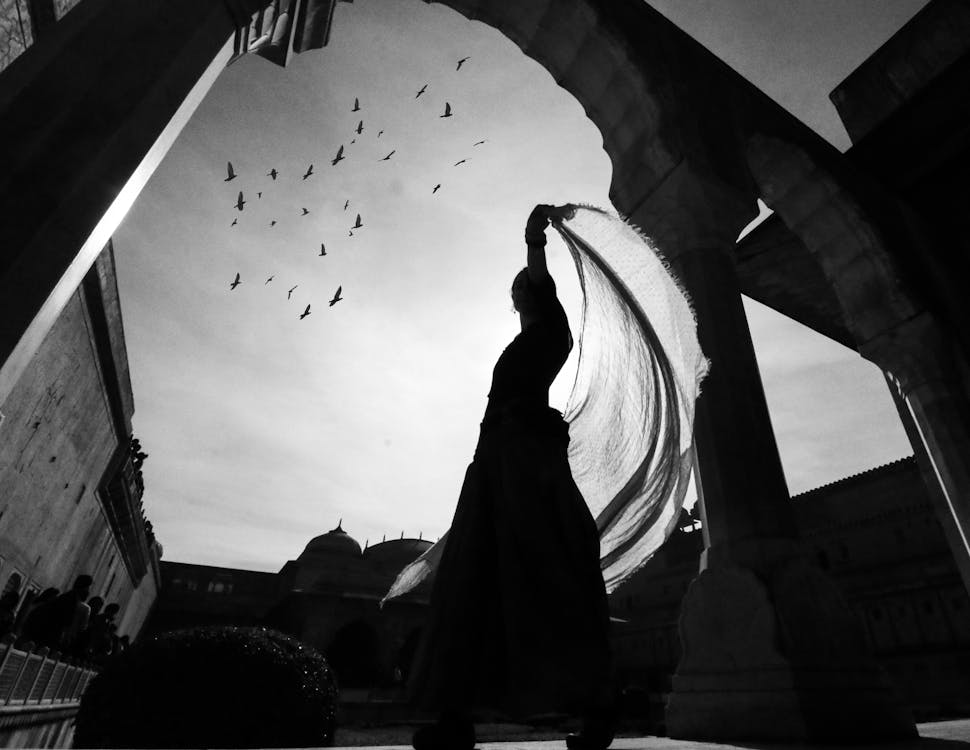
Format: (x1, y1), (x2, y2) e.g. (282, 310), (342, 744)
(383, 205), (707, 603)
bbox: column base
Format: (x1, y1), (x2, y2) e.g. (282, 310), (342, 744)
(666, 558), (917, 742)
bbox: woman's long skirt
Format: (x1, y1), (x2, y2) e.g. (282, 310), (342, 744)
(407, 407), (612, 718)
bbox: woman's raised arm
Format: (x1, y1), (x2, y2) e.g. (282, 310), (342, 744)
(525, 205), (553, 284)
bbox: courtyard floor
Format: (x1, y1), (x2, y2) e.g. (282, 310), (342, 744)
(330, 718), (970, 749)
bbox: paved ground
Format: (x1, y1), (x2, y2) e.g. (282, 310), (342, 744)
(330, 718), (970, 750)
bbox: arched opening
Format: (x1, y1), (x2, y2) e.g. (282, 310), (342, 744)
(396, 626), (422, 684)
(326, 619), (382, 688)
(0, 0), (952, 741)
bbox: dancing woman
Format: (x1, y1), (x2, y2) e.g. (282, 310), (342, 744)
(409, 204), (615, 750)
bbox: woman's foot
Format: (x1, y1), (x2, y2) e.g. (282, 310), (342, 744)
(565, 709), (615, 750)
(412, 714), (475, 750)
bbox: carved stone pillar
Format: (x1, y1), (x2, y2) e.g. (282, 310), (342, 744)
(627, 163), (916, 742)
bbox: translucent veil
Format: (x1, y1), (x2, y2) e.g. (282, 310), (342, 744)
(383, 205), (708, 603)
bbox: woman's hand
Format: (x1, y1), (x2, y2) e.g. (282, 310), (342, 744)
(526, 204), (553, 244)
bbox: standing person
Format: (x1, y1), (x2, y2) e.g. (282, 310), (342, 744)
(0, 591), (20, 637)
(60, 577), (92, 653)
(76, 596), (104, 657)
(19, 588), (61, 647)
(88, 603), (120, 660)
(409, 205), (615, 750)
(23, 576), (92, 651)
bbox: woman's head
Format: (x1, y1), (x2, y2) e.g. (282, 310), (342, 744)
(510, 268), (537, 315)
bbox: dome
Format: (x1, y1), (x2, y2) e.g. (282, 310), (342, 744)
(364, 538), (433, 571)
(300, 521), (362, 559)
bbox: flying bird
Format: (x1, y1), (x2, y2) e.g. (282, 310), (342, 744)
(257, 192), (262, 199)
(265, 276), (274, 284)
(351, 139), (356, 144)
(270, 220), (277, 227)
(329, 286), (343, 306)
(229, 273), (241, 290)
(377, 130), (384, 137)
(302, 163), (314, 180)
(348, 230), (354, 237)
(432, 184), (441, 194)
(287, 285), (298, 299)
(355, 120), (363, 135)
(319, 243), (327, 256)
(440, 102), (453, 118)
(415, 84), (427, 98)
(267, 168), (278, 180)
(344, 199), (349, 210)
(302, 207), (310, 215)
(456, 56), (470, 70)
(473, 139), (486, 146)
(353, 214), (362, 229)
(231, 218), (238, 226)
(331, 145), (345, 166)
(381, 150), (395, 161)
(352, 97), (360, 112)
(299, 304), (311, 320)
(454, 159), (467, 166)
(235, 192), (245, 211)
(224, 162), (237, 181)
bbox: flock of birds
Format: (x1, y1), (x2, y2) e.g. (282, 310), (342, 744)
(221, 56), (485, 321)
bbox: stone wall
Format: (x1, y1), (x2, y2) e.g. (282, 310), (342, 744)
(0, 242), (158, 642)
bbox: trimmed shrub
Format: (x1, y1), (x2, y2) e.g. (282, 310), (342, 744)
(74, 625), (338, 748)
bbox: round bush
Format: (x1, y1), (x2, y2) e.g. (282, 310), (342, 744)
(74, 626), (338, 748)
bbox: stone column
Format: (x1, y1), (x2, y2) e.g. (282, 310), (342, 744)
(0, 0), (269, 407)
(627, 162), (916, 742)
(864, 314), (970, 593)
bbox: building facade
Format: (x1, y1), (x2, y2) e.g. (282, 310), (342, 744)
(149, 524), (431, 691)
(0, 241), (161, 643)
(610, 457), (970, 718)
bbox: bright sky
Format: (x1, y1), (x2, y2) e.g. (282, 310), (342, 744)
(114, 0), (927, 572)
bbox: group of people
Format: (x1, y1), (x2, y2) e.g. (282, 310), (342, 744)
(0, 575), (129, 661)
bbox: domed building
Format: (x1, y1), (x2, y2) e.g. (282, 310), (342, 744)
(149, 522), (434, 693)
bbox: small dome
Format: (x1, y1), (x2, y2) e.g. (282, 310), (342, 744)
(364, 538), (433, 571)
(300, 521), (362, 559)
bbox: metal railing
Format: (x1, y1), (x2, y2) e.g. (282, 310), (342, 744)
(0, 634), (96, 709)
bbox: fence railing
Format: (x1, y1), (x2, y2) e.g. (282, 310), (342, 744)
(0, 634), (96, 709)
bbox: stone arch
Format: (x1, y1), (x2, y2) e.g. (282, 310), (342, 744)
(745, 132), (970, 596)
(0, 1), (938, 739)
(744, 133), (921, 348)
(2, 0), (824, 400)
(326, 618), (382, 688)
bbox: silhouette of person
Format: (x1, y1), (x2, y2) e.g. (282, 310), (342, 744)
(76, 596), (103, 657)
(409, 205), (615, 750)
(19, 588), (60, 646)
(60, 576), (93, 653)
(0, 591), (20, 637)
(23, 575), (92, 651)
(87, 602), (120, 660)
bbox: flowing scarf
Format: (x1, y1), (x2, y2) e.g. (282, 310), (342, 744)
(383, 205), (707, 603)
